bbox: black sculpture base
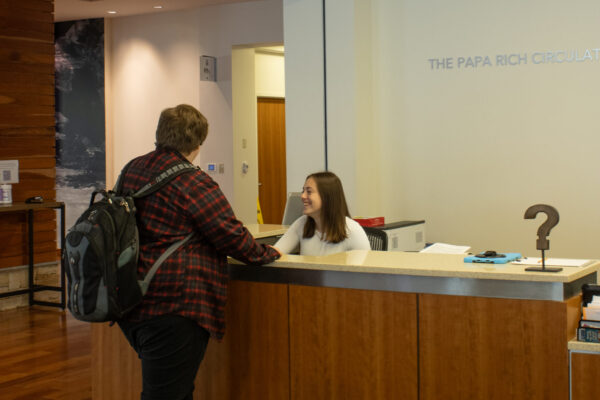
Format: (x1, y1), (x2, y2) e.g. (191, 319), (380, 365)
(524, 266), (563, 273)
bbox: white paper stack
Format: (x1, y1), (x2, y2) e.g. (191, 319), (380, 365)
(419, 243), (471, 255)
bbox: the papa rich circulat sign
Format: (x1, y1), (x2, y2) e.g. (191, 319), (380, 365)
(428, 48), (600, 70)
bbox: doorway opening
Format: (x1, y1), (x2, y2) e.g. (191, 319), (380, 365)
(231, 45), (286, 224)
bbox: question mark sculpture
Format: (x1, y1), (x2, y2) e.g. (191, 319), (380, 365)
(524, 204), (562, 272)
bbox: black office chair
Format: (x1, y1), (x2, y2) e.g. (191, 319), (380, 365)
(362, 227), (388, 251)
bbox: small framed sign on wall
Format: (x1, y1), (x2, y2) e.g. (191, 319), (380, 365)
(200, 55), (216, 81)
(0, 160), (18, 184)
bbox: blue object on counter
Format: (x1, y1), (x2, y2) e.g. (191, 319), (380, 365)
(464, 253), (521, 264)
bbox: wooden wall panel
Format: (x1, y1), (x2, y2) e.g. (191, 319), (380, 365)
(0, 127), (55, 137)
(0, 253), (58, 272)
(0, 209), (58, 267)
(0, 0), (54, 13)
(0, 0), (56, 269)
(0, 94), (54, 107)
(0, 1), (54, 42)
(0, 64), (54, 77)
(0, 81), (54, 96)
(17, 155), (56, 169)
(0, 136), (56, 156)
(0, 23), (53, 43)
(0, 38), (54, 69)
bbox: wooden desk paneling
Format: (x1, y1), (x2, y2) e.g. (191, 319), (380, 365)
(195, 280), (289, 400)
(91, 322), (141, 400)
(419, 294), (573, 400)
(571, 352), (600, 400)
(92, 280), (290, 400)
(289, 286), (418, 400)
(92, 261), (587, 400)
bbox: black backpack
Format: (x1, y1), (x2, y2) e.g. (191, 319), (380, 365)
(63, 161), (198, 322)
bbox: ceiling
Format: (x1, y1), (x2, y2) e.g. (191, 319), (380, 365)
(54, 0), (254, 22)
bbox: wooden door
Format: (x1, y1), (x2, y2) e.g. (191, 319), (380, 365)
(257, 97), (286, 224)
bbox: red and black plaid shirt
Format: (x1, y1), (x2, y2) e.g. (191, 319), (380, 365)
(119, 148), (279, 339)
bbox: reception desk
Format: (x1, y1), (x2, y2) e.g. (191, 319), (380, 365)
(92, 227), (598, 400)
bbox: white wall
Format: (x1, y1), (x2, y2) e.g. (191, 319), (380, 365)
(285, 0), (600, 258)
(283, 0), (381, 217)
(283, 0), (326, 195)
(105, 0), (283, 217)
(232, 47), (259, 223)
(255, 48), (285, 98)
(325, 0), (381, 218)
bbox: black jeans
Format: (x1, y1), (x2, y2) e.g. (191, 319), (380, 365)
(118, 315), (210, 400)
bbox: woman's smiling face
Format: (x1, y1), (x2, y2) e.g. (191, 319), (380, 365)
(301, 177), (322, 220)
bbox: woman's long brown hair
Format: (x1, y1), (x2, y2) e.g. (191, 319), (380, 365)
(303, 172), (351, 243)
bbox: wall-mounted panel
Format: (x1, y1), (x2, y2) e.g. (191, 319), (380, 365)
(0, 0), (56, 269)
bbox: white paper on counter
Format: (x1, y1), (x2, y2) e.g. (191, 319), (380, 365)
(420, 242), (471, 254)
(512, 257), (592, 267)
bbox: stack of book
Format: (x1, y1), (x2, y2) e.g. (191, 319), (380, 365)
(577, 283), (600, 343)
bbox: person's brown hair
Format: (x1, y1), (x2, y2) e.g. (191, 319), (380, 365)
(303, 171), (351, 243)
(155, 104), (209, 154)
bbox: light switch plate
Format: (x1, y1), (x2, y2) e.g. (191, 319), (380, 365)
(200, 56), (216, 81)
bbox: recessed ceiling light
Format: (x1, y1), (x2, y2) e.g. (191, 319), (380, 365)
(153, 5), (163, 9)
(107, 10), (117, 14)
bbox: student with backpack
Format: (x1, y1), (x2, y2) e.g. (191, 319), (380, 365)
(116, 104), (281, 400)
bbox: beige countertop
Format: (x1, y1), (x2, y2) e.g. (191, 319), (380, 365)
(246, 224), (287, 239)
(242, 224), (599, 283)
(250, 250), (600, 283)
(236, 224), (599, 300)
(568, 338), (600, 352)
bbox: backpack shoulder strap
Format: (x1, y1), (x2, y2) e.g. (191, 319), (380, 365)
(138, 232), (194, 295)
(134, 162), (199, 199)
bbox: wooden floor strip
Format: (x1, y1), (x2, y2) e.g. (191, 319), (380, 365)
(0, 307), (91, 400)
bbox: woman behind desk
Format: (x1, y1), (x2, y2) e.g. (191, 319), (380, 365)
(275, 171), (370, 255)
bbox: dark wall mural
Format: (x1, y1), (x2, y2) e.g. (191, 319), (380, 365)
(54, 18), (105, 227)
